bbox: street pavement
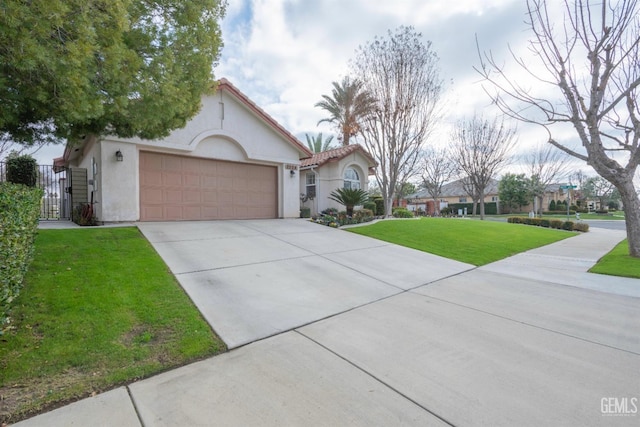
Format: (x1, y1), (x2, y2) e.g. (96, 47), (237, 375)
(15, 219), (640, 426)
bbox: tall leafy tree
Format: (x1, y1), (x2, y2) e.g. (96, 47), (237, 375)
(583, 176), (618, 210)
(499, 173), (530, 213)
(477, 0), (640, 257)
(0, 0), (226, 145)
(352, 26), (444, 217)
(315, 76), (376, 147)
(304, 133), (335, 153)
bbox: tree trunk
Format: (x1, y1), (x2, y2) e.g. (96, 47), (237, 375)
(616, 180), (640, 257)
(384, 196), (393, 217)
(479, 190), (486, 220)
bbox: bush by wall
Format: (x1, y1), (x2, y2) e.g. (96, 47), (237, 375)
(372, 197), (384, 216)
(6, 154), (38, 187)
(312, 208), (375, 227)
(507, 216), (588, 232)
(0, 183), (43, 332)
(363, 201), (377, 213)
(392, 207), (414, 218)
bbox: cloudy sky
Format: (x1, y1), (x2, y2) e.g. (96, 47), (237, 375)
(36, 0), (587, 177)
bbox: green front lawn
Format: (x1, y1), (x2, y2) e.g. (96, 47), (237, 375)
(0, 227), (225, 424)
(348, 218), (574, 266)
(589, 239), (640, 279)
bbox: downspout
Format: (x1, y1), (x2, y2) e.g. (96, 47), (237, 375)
(309, 165), (319, 216)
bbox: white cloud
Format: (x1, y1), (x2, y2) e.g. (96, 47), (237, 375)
(37, 0), (578, 165)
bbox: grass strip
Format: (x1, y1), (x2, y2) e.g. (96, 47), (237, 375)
(0, 227), (225, 423)
(589, 239), (640, 279)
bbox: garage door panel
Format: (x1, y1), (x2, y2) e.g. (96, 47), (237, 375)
(142, 206), (164, 220)
(163, 156), (182, 171)
(202, 176), (218, 187)
(183, 174), (200, 187)
(140, 152), (278, 221)
(142, 152), (163, 170)
(141, 171), (162, 186)
(233, 178), (248, 191)
(164, 206), (184, 220)
(202, 206), (219, 218)
(183, 190), (201, 203)
(165, 190), (183, 204)
(218, 191), (233, 204)
(183, 206), (202, 220)
(163, 172), (182, 186)
(141, 188), (163, 204)
(202, 191), (218, 203)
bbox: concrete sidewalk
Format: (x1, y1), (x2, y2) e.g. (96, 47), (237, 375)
(13, 220), (640, 426)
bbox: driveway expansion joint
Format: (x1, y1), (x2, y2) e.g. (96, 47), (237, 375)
(295, 330), (458, 427)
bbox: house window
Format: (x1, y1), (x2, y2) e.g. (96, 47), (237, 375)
(459, 197), (467, 203)
(491, 196), (498, 202)
(305, 173), (316, 198)
(344, 168), (360, 190)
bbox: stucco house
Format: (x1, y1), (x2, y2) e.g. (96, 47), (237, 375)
(403, 179), (501, 215)
(54, 78), (316, 222)
(299, 144), (377, 216)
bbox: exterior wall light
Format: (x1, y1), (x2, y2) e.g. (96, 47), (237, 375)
(290, 169), (295, 177)
(115, 150), (124, 162)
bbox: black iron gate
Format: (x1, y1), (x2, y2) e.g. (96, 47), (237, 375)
(0, 162), (69, 220)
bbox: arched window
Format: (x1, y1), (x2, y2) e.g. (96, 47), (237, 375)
(343, 167), (360, 190)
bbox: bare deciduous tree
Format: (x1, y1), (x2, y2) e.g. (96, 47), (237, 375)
(477, 0), (640, 256)
(451, 114), (516, 219)
(351, 26), (444, 217)
(523, 143), (571, 215)
(422, 146), (457, 215)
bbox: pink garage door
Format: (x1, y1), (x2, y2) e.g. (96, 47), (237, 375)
(139, 152), (278, 221)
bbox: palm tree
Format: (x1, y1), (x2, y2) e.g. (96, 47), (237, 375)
(315, 76), (376, 146)
(328, 187), (369, 216)
(305, 133), (335, 153)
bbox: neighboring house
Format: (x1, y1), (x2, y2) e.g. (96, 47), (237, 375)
(299, 144), (377, 216)
(403, 179), (500, 215)
(404, 179), (574, 215)
(540, 183), (570, 210)
(54, 78), (313, 222)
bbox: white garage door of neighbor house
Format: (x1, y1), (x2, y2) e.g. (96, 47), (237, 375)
(139, 152), (278, 221)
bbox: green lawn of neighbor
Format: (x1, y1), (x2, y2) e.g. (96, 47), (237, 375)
(589, 239), (640, 279)
(348, 217), (575, 266)
(0, 227), (225, 424)
(503, 212), (625, 220)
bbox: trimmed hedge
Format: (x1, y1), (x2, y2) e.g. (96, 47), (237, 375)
(507, 216), (588, 232)
(6, 154), (38, 187)
(0, 182), (43, 332)
(448, 202), (498, 215)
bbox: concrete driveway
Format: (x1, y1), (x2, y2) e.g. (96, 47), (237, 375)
(136, 219), (474, 348)
(16, 220), (640, 427)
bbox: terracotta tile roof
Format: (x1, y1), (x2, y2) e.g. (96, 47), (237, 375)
(300, 144), (377, 168)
